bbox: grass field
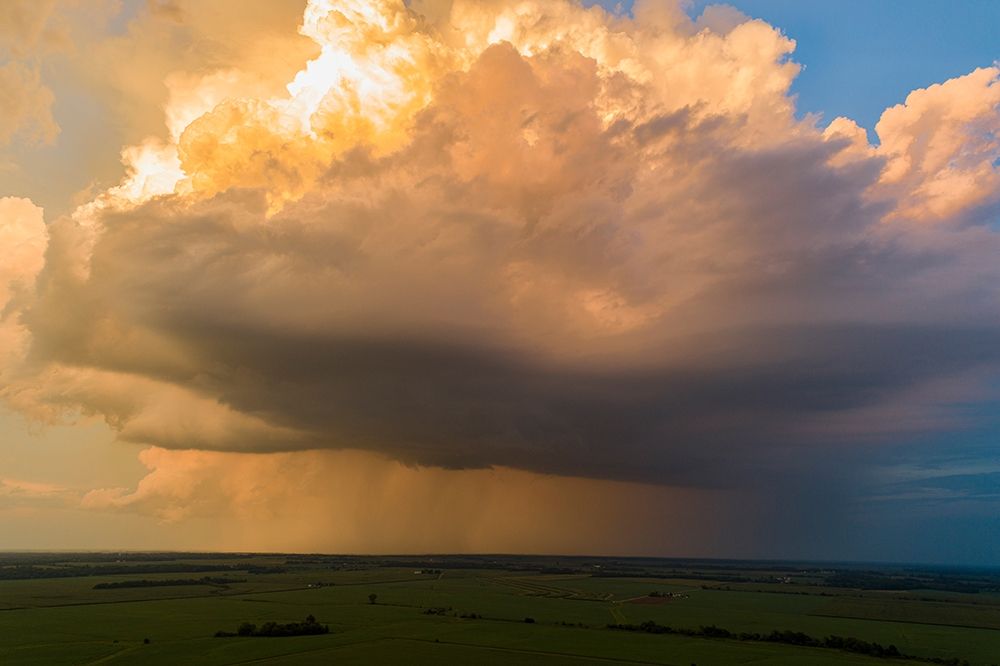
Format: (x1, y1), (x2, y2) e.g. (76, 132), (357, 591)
(1, 554), (997, 665)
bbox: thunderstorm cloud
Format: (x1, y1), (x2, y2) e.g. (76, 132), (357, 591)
(1, 0), (999, 555)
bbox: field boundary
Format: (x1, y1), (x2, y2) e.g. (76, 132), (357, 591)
(808, 611), (1000, 632)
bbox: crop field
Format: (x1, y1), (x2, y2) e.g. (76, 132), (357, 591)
(1, 554), (998, 665)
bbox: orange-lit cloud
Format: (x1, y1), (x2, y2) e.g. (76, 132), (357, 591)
(69, 0), (807, 215)
(0, 197), (47, 385)
(0, 63), (58, 146)
(876, 67), (1000, 222)
(1, 0), (999, 554)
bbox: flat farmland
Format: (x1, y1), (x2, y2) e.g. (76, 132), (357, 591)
(1, 554), (997, 665)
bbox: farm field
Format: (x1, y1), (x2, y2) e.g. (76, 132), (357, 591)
(1, 553), (998, 665)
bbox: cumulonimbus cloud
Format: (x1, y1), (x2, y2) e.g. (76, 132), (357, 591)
(2, 0), (999, 494)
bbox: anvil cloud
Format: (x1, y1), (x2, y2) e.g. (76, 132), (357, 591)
(1, 0), (999, 559)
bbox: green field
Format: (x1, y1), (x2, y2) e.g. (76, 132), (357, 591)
(1, 554), (998, 665)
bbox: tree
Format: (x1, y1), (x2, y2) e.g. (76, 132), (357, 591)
(368, 593), (378, 605)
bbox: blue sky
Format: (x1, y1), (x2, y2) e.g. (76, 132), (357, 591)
(598, 0), (1000, 134)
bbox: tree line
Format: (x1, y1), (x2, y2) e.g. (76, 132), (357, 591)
(607, 621), (971, 665)
(215, 615), (330, 638)
(93, 576), (246, 589)
(0, 563), (241, 580)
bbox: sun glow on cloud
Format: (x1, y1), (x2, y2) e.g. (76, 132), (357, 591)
(78, 0), (1000, 227)
(80, 0), (810, 216)
(1, 0), (1000, 556)
(76, 0), (449, 216)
